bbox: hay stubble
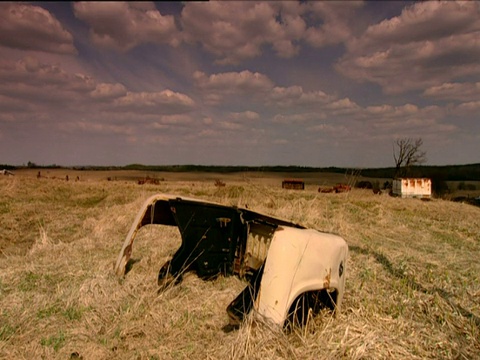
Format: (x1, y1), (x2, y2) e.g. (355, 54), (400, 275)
(0, 172), (479, 359)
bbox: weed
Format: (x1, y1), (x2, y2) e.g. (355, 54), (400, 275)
(40, 331), (66, 351)
(37, 304), (61, 319)
(18, 271), (41, 292)
(0, 201), (9, 214)
(0, 323), (16, 341)
(63, 305), (90, 321)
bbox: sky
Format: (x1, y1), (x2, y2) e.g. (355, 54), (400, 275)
(0, 1), (479, 168)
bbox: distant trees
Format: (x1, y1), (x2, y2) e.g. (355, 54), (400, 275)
(393, 138), (427, 178)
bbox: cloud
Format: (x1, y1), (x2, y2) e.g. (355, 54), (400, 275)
(70, 1), (366, 66)
(365, 103), (419, 117)
(424, 82), (480, 102)
(0, 57), (96, 105)
(181, 2), (307, 65)
(272, 112), (324, 124)
(0, 3), (76, 55)
(336, 1), (480, 93)
(324, 98), (360, 114)
(456, 101), (480, 113)
(157, 114), (193, 125)
(194, 70), (274, 92)
(113, 90), (195, 114)
(0, 94), (34, 113)
(58, 120), (134, 135)
(354, 103), (455, 139)
(90, 83), (127, 101)
(228, 111), (260, 121)
(202, 117), (213, 125)
(73, 1), (179, 51)
(194, 70), (274, 104)
(268, 86), (334, 108)
(217, 121), (243, 131)
(308, 123), (344, 134)
(0, 56), (196, 130)
(180, 1), (367, 65)
(304, 1), (364, 48)
(272, 138), (289, 145)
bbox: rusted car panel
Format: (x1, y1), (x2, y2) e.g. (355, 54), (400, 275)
(282, 179), (305, 190)
(114, 194), (348, 328)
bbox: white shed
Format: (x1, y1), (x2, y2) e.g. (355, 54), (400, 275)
(392, 178), (431, 198)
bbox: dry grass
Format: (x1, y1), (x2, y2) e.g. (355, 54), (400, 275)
(0, 171), (479, 359)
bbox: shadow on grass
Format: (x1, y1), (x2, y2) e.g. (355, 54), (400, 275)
(125, 258), (140, 275)
(350, 245), (480, 328)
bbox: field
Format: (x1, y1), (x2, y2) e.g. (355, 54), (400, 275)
(0, 170), (479, 359)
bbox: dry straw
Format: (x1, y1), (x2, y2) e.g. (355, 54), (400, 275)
(0, 172), (479, 359)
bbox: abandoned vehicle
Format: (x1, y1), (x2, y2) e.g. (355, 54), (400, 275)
(115, 194), (348, 328)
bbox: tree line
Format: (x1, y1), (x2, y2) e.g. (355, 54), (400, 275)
(3, 163), (479, 181)
(3, 138), (479, 181)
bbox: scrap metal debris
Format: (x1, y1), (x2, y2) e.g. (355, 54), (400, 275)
(115, 194), (348, 329)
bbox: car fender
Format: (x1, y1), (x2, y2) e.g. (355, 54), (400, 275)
(256, 227), (348, 325)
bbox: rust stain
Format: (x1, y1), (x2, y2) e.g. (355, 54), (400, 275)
(123, 244), (132, 258)
(323, 268), (331, 289)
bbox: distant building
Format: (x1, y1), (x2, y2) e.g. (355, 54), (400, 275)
(392, 178), (431, 198)
(282, 179), (305, 190)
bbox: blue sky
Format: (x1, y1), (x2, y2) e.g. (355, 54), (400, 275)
(0, 1), (479, 167)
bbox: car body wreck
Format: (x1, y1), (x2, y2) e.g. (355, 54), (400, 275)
(114, 194), (348, 328)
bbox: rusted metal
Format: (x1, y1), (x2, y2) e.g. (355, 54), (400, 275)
(214, 179), (226, 187)
(138, 176), (160, 185)
(282, 179), (304, 190)
(323, 268), (331, 288)
(318, 184), (351, 193)
(114, 194), (348, 329)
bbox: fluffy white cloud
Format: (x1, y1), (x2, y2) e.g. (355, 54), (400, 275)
(194, 70), (274, 104)
(194, 71), (339, 111)
(0, 57), (96, 105)
(73, 1), (179, 51)
(91, 83), (127, 101)
(365, 103), (419, 117)
(268, 86), (334, 108)
(0, 3), (76, 54)
(325, 98), (360, 114)
(0, 57), (96, 91)
(194, 70), (274, 92)
(456, 101), (480, 113)
(336, 1), (480, 93)
(181, 2), (306, 65)
(180, 1), (364, 65)
(0, 55), (204, 140)
(70, 1), (365, 65)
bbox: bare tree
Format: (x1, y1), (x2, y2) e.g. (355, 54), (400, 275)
(393, 138), (427, 178)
